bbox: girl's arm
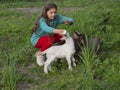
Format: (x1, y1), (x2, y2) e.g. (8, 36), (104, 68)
(56, 14), (74, 25)
(40, 18), (65, 35)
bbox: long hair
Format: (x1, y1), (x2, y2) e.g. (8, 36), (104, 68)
(32, 2), (57, 33)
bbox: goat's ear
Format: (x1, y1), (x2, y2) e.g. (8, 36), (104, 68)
(73, 32), (79, 39)
(79, 34), (86, 40)
(76, 31), (80, 35)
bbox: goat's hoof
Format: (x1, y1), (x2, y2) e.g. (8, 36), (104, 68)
(37, 62), (44, 66)
(44, 69), (48, 74)
(69, 68), (73, 71)
(44, 71), (48, 74)
(73, 64), (76, 67)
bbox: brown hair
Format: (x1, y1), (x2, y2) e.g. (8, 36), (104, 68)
(32, 2), (57, 33)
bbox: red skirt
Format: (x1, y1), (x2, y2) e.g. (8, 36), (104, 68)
(35, 34), (62, 51)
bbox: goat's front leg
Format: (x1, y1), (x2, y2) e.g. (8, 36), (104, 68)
(71, 55), (76, 67)
(66, 56), (73, 71)
(44, 60), (49, 74)
(44, 56), (55, 74)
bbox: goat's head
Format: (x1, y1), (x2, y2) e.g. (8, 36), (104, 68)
(72, 32), (86, 52)
(60, 32), (70, 40)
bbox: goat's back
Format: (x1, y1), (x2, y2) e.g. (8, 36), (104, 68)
(43, 37), (75, 57)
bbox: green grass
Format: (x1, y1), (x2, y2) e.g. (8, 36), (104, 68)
(0, 0), (120, 90)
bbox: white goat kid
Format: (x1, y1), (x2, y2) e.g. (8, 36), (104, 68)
(43, 33), (76, 74)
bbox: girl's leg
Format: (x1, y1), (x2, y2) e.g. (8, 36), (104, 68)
(35, 36), (55, 52)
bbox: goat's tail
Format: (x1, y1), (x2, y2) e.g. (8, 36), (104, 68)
(41, 50), (47, 55)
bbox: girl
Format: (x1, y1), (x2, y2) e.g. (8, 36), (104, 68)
(31, 2), (74, 65)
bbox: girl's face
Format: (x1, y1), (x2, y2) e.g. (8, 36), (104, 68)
(47, 8), (57, 20)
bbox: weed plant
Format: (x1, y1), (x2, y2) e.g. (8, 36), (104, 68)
(1, 53), (18, 90)
(78, 35), (99, 90)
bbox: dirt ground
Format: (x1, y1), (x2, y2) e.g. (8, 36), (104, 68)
(9, 7), (81, 13)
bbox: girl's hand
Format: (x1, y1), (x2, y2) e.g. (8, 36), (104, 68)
(64, 20), (71, 25)
(53, 29), (66, 36)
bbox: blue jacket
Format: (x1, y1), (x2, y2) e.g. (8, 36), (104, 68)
(30, 14), (74, 46)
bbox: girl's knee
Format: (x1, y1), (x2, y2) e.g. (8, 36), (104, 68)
(41, 36), (55, 51)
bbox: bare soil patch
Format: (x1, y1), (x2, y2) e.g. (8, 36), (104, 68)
(9, 7), (82, 13)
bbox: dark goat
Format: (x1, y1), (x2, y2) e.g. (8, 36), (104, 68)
(72, 32), (102, 54)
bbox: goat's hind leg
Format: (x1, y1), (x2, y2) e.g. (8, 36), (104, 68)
(66, 56), (73, 71)
(56, 58), (62, 70)
(71, 55), (76, 67)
